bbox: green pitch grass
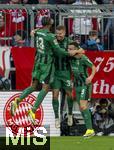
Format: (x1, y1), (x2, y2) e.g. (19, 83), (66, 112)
(51, 136), (114, 150)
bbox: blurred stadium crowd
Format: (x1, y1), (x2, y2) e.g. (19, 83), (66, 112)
(0, 0), (114, 4)
(0, 0), (114, 49)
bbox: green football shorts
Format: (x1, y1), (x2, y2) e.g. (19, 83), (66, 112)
(32, 62), (55, 84)
(75, 83), (92, 104)
(51, 70), (72, 90)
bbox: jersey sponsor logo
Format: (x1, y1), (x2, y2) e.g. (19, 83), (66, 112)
(3, 93), (44, 136)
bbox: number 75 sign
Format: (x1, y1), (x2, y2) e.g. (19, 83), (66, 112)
(94, 56), (114, 72)
(86, 51), (114, 73)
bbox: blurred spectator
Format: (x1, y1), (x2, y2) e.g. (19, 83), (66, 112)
(71, 0), (100, 44)
(38, 0), (48, 3)
(59, 0), (75, 4)
(48, 0), (56, 4)
(103, 1), (114, 50)
(0, 74), (10, 90)
(0, 0), (9, 3)
(11, 30), (30, 47)
(23, 0), (76, 4)
(81, 30), (104, 51)
(95, 0), (111, 4)
(91, 98), (114, 136)
(0, 11), (13, 46)
(56, 0), (75, 4)
(3, 0), (27, 35)
(35, 0), (50, 29)
(94, 0), (103, 4)
(8, 0), (21, 4)
(35, 9), (50, 28)
(99, 0), (114, 50)
(70, 34), (81, 45)
(102, 0), (111, 3)
(21, 0), (38, 4)
(21, 0), (29, 3)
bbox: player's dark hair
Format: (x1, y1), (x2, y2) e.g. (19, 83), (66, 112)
(69, 41), (80, 49)
(41, 16), (53, 26)
(56, 25), (66, 31)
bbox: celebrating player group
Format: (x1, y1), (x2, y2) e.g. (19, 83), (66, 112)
(10, 16), (96, 138)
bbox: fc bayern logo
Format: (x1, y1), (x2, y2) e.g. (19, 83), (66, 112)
(3, 93), (44, 136)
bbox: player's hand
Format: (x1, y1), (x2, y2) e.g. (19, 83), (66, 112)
(31, 29), (35, 37)
(76, 48), (85, 54)
(68, 50), (77, 56)
(30, 29), (38, 37)
(86, 76), (93, 85)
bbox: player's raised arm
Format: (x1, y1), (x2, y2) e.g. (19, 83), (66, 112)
(31, 29), (39, 37)
(49, 36), (77, 57)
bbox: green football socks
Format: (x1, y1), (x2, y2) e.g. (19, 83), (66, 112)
(17, 86), (35, 103)
(52, 99), (59, 118)
(81, 108), (92, 129)
(67, 97), (73, 115)
(32, 89), (47, 113)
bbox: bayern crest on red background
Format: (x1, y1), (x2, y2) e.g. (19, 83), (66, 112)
(3, 93), (44, 136)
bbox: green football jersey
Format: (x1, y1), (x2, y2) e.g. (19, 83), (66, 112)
(34, 29), (69, 64)
(70, 55), (93, 86)
(54, 37), (72, 71)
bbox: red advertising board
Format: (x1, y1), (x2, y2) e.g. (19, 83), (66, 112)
(86, 51), (114, 98)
